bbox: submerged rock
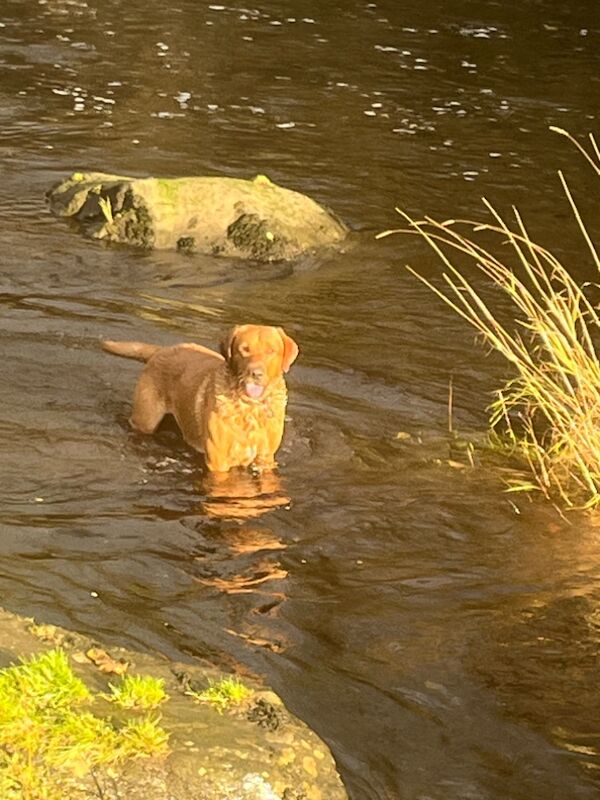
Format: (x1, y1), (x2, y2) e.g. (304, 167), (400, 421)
(47, 171), (348, 260)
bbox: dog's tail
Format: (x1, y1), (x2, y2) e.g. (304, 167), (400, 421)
(102, 340), (161, 362)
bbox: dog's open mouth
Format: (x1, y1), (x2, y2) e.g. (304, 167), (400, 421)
(244, 381), (265, 399)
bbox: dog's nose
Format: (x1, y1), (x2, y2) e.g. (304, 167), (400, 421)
(249, 365), (265, 382)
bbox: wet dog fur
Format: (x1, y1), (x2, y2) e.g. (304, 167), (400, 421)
(102, 325), (299, 472)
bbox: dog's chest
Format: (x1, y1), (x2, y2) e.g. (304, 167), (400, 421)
(213, 388), (286, 464)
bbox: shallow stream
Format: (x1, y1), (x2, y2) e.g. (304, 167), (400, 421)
(1, 2), (600, 798)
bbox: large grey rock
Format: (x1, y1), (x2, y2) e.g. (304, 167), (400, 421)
(47, 171), (348, 260)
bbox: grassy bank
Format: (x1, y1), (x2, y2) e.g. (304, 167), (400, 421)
(0, 607), (347, 800)
(379, 129), (600, 510)
(0, 649), (168, 799)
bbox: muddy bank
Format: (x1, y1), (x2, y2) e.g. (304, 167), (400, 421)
(0, 606), (347, 800)
(47, 172), (348, 260)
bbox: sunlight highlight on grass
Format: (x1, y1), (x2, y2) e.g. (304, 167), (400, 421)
(378, 129), (600, 510)
(106, 673), (168, 710)
(0, 649), (169, 799)
(189, 675), (253, 713)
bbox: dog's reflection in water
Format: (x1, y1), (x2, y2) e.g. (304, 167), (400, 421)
(198, 467), (290, 521)
(192, 470), (290, 651)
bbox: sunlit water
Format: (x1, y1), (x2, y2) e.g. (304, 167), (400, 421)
(1, 1), (600, 798)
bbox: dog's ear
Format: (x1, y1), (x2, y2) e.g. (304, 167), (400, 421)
(277, 328), (299, 373)
(220, 326), (241, 362)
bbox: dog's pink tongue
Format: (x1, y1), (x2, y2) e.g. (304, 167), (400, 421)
(245, 382), (264, 399)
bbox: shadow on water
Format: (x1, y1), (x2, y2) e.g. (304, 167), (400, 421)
(1, 0), (600, 798)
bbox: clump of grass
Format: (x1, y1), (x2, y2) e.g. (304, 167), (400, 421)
(106, 673), (168, 710)
(45, 711), (122, 776)
(98, 194), (114, 224)
(0, 648), (90, 714)
(119, 714), (171, 755)
(0, 649), (169, 799)
(190, 675), (253, 713)
(378, 128), (600, 510)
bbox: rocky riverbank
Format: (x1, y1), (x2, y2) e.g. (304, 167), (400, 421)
(0, 606), (347, 800)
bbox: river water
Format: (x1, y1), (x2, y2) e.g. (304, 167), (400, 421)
(1, 1), (600, 798)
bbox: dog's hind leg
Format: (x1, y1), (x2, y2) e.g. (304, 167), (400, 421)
(129, 372), (167, 433)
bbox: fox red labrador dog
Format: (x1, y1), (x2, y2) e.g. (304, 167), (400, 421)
(103, 325), (299, 472)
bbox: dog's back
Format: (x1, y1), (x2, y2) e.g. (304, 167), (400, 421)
(103, 339), (225, 452)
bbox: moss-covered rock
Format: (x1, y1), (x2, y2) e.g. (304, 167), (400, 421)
(0, 607), (348, 800)
(47, 171), (348, 261)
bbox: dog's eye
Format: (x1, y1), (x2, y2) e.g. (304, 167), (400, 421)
(266, 347), (275, 355)
(238, 344), (251, 356)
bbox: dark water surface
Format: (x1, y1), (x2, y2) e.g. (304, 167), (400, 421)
(2, 1), (600, 798)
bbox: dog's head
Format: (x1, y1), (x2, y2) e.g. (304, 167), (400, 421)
(220, 324), (299, 400)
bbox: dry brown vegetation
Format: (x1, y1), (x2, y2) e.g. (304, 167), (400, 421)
(379, 129), (600, 510)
